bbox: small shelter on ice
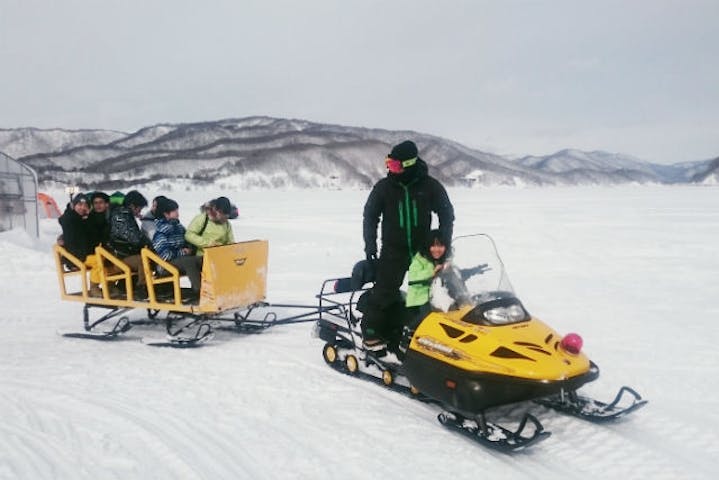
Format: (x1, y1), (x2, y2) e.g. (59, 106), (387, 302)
(0, 151), (39, 237)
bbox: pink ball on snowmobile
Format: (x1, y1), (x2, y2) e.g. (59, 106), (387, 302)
(561, 333), (583, 354)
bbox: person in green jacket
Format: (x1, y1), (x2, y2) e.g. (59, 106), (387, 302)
(398, 230), (448, 357)
(184, 196), (235, 256)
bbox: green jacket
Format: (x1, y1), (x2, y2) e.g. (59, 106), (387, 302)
(406, 252), (436, 307)
(184, 213), (235, 256)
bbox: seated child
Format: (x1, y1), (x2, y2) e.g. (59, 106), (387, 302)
(398, 230), (449, 356)
(152, 198), (202, 298)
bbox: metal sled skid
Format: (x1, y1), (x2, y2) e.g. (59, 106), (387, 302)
(54, 241), (329, 345)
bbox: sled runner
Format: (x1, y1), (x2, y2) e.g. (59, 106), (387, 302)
(315, 234), (647, 452)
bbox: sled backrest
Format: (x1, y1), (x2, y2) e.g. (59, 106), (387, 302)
(199, 240), (268, 311)
(332, 258), (376, 294)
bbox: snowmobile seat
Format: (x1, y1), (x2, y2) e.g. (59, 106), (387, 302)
(351, 258), (376, 290)
(333, 277), (354, 294)
(333, 259), (377, 293)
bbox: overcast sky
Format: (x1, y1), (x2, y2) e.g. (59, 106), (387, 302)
(1, 0), (717, 164)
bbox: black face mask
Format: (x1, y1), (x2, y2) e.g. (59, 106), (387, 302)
(391, 166), (420, 184)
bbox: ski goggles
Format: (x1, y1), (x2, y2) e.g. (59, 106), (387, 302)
(385, 156), (417, 174)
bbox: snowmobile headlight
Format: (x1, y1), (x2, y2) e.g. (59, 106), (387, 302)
(483, 304), (526, 324)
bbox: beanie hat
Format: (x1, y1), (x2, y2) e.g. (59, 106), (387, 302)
(157, 198), (179, 215)
(123, 190), (148, 208)
(71, 193), (89, 206)
(389, 140), (418, 162)
(109, 191), (125, 207)
(213, 196), (232, 215)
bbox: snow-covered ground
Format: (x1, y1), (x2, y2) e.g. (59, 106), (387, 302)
(1, 185), (717, 479)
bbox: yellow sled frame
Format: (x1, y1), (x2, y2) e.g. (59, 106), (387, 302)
(54, 240), (268, 313)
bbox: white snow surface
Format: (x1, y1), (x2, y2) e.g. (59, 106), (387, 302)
(1, 185), (718, 479)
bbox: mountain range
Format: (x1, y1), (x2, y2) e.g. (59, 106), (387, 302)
(1, 117), (716, 189)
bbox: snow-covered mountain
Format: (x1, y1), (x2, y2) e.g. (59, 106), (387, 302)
(513, 148), (696, 184)
(689, 157), (719, 185)
(2, 117), (714, 189)
(0, 127), (126, 160)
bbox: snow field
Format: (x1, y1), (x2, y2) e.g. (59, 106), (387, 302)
(0, 185), (717, 479)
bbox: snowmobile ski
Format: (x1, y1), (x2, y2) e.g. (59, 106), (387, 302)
(535, 386), (647, 422)
(60, 316), (132, 340)
(437, 411), (550, 453)
(142, 323), (214, 348)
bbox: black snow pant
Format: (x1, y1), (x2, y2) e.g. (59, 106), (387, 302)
(361, 249), (411, 349)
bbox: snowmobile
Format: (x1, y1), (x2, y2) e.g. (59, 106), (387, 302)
(315, 234), (647, 452)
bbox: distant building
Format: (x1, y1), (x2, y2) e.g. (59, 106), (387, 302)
(462, 170), (484, 187)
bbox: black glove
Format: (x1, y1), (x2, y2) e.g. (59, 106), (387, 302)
(366, 252), (377, 261)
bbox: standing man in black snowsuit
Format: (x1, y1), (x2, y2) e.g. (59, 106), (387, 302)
(362, 140), (454, 352)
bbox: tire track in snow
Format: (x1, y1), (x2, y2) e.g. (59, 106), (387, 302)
(0, 409), (80, 479)
(259, 331), (709, 479)
(0, 379), (270, 479)
(255, 334), (587, 479)
(527, 404), (712, 480)
(237, 329), (585, 477)
(549, 402), (717, 479)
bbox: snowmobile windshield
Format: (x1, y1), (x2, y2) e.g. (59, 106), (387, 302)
(429, 234), (530, 325)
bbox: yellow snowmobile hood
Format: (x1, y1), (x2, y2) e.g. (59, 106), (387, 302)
(408, 306), (592, 382)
